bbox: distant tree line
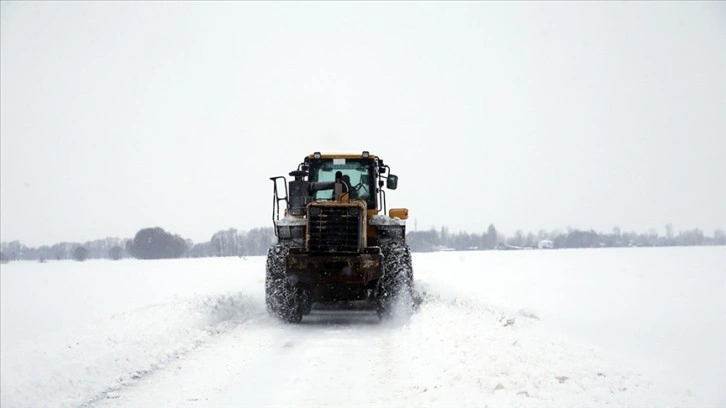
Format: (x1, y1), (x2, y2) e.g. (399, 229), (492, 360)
(125, 227), (189, 260)
(0, 226), (276, 262)
(406, 224), (726, 252)
(188, 227), (276, 258)
(1, 223), (723, 262)
(0, 237), (129, 263)
(408, 224), (500, 252)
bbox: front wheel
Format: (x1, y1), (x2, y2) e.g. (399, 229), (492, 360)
(376, 240), (414, 319)
(265, 243), (303, 323)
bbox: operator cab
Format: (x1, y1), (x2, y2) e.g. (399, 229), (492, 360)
(308, 158), (376, 207)
(277, 151), (399, 219)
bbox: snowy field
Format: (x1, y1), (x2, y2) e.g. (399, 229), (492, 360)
(1, 246), (724, 407)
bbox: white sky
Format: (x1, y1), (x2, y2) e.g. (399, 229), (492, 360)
(1, 2), (725, 247)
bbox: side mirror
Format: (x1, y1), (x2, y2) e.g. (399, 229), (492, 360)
(386, 174), (398, 190)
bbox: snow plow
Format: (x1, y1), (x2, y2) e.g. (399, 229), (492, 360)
(266, 151), (414, 322)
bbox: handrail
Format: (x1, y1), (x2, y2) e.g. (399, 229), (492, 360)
(270, 176), (289, 232)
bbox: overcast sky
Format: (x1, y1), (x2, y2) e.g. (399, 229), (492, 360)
(1, 2), (724, 247)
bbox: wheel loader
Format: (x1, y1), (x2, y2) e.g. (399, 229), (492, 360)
(266, 151), (413, 322)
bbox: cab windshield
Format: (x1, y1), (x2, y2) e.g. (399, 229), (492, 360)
(308, 159), (375, 208)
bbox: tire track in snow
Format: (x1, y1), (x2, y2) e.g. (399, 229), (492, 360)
(92, 310), (395, 407)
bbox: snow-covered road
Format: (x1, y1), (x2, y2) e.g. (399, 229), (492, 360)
(90, 292), (692, 408)
(2, 247), (723, 407)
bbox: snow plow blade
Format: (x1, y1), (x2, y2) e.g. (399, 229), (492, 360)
(286, 251), (383, 302)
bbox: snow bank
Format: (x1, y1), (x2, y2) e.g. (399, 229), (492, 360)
(0, 256), (266, 408)
(382, 289), (699, 408)
(1, 293), (259, 408)
(413, 246), (725, 405)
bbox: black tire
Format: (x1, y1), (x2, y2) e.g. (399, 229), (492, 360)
(300, 287), (312, 315)
(376, 240), (414, 319)
(265, 243), (303, 323)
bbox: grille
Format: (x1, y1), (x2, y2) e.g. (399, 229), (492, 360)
(307, 205), (361, 253)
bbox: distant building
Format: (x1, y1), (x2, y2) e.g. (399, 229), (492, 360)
(538, 240), (554, 249)
(433, 245), (456, 252)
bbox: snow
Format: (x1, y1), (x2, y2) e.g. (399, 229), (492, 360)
(1, 247), (724, 407)
(274, 215), (306, 226)
(369, 214), (405, 225)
